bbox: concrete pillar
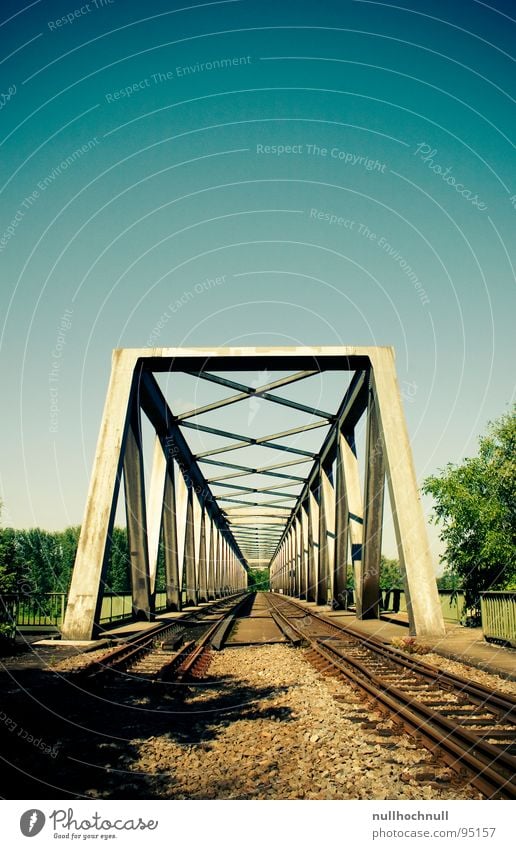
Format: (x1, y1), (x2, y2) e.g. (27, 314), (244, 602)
(147, 436), (167, 597)
(340, 431), (364, 614)
(369, 348), (445, 636)
(320, 462), (335, 607)
(288, 529), (295, 596)
(62, 350), (136, 640)
(300, 502), (309, 600)
(184, 485), (198, 606)
(198, 508), (208, 603)
(292, 518), (300, 598)
(229, 549), (234, 593)
(207, 518), (216, 599)
(307, 489), (319, 602)
(333, 432), (349, 609)
(193, 494), (203, 597)
(214, 529), (221, 597)
(175, 468), (188, 607)
(316, 468), (330, 606)
(360, 383), (385, 619)
(162, 457), (181, 610)
(123, 400), (151, 621)
(296, 516), (304, 598)
(222, 538), (229, 595)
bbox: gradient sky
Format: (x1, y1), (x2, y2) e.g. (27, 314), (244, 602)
(0, 0), (514, 566)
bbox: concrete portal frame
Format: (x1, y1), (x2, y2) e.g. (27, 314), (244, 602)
(62, 346), (444, 641)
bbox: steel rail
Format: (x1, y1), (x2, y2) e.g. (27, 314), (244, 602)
(266, 594), (516, 799)
(313, 638), (516, 800)
(71, 594), (247, 679)
(269, 596), (516, 719)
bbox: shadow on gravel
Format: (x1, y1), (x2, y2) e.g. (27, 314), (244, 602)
(0, 665), (294, 799)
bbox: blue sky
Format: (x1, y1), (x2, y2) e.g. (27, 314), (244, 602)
(0, 0), (514, 566)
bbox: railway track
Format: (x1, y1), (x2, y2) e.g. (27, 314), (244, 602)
(265, 592), (516, 800)
(69, 593), (250, 682)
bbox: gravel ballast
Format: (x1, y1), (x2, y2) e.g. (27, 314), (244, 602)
(124, 644), (481, 800)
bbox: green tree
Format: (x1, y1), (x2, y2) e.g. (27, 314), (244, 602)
(105, 527), (131, 592)
(0, 527), (20, 593)
(436, 571), (462, 591)
(379, 555), (403, 589)
(15, 528), (60, 595)
(56, 526), (81, 592)
(423, 407), (516, 617)
(247, 567), (270, 591)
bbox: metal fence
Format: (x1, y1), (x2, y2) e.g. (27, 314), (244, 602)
(2, 588), (512, 639)
(480, 592), (516, 647)
(380, 589), (465, 623)
(98, 592), (168, 622)
(1, 593), (65, 630)
(0, 590), (169, 632)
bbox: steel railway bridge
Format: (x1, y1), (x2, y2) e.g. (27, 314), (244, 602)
(62, 346), (445, 642)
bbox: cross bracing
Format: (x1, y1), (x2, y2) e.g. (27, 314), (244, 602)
(62, 347), (445, 641)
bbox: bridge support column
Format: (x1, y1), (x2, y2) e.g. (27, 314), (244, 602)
(307, 489), (319, 602)
(207, 522), (216, 599)
(123, 398), (152, 622)
(332, 431), (349, 609)
(360, 380), (385, 620)
(316, 465), (333, 606)
(338, 431), (364, 614)
(370, 349), (445, 636)
(290, 528), (296, 597)
(146, 436), (166, 601)
(162, 455), (181, 611)
(198, 508), (208, 603)
(294, 518), (302, 598)
(62, 350), (136, 640)
(321, 462), (336, 607)
(300, 504), (309, 600)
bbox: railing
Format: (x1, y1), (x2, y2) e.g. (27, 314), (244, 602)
(380, 589), (465, 623)
(0, 590), (170, 633)
(98, 591), (168, 622)
(3, 588), (508, 637)
(480, 592), (516, 647)
(1, 593), (66, 629)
